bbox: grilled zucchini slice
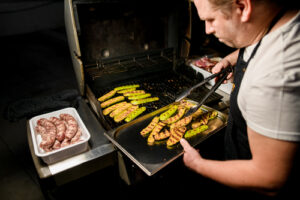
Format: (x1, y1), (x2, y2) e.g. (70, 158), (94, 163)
(100, 96), (125, 108)
(102, 101), (127, 115)
(140, 116), (160, 137)
(109, 103), (132, 117)
(166, 127), (187, 147)
(114, 105), (138, 123)
(170, 115), (193, 129)
(125, 107), (146, 122)
(131, 97), (159, 105)
(184, 125), (208, 139)
(147, 122), (166, 146)
(123, 90), (145, 96)
(159, 105), (178, 121)
(98, 90), (116, 102)
(162, 106), (186, 124)
(154, 129), (171, 141)
(128, 93), (151, 100)
(114, 84), (140, 91)
(117, 88), (136, 94)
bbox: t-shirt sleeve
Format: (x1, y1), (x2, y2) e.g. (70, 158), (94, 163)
(241, 68), (300, 141)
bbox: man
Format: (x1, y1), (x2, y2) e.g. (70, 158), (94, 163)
(180, 0), (300, 198)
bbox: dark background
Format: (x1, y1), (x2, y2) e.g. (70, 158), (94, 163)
(0, 1), (259, 200)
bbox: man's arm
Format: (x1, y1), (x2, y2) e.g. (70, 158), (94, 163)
(180, 127), (299, 195)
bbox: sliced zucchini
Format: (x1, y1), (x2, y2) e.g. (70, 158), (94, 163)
(125, 107), (146, 122)
(131, 97), (159, 105)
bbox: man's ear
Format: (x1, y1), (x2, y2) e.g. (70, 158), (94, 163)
(234, 0), (252, 22)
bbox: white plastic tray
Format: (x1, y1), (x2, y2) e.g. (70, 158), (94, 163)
(29, 107), (90, 164)
(190, 63), (233, 94)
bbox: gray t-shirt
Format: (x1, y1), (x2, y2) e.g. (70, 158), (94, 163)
(238, 11), (300, 141)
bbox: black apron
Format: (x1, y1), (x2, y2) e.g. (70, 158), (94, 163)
(224, 9), (286, 160)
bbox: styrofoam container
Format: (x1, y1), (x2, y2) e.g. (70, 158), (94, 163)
(190, 62), (233, 94)
(29, 107), (91, 164)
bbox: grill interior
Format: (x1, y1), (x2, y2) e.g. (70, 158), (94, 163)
(86, 50), (222, 130)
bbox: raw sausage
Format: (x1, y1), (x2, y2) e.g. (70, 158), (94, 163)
(49, 117), (66, 142)
(59, 114), (78, 140)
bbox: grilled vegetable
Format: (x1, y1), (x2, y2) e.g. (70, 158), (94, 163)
(154, 129), (171, 141)
(98, 90), (116, 102)
(147, 122), (166, 145)
(192, 108), (203, 119)
(114, 105), (138, 123)
(100, 96), (125, 108)
(117, 88), (136, 94)
(125, 107), (146, 122)
(102, 101), (127, 115)
(191, 111), (218, 128)
(180, 100), (195, 109)
(123, 90), (146, 96)
(159, 105), (178, 121)
(128, 93), (151, 100)
(114, 84), (140, 91)
(109, 103), (132, 117)
(140, 117), (159, 137)
(209, 110), (218, 120)
(162, 106), (186, 124)
(166, 127), (187, 147)
(131, 97), (159, 105)
(184, 125), (208, 139)
(170, 115), (193, 129)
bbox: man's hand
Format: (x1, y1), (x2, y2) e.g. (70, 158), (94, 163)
(211, 58), (233, 84)
(180, 138), (203, 171)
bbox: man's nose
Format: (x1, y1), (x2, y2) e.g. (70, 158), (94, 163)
(205, 21), (214, 34)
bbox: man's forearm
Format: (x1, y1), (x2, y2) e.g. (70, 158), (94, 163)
(224, 49), (239, 66)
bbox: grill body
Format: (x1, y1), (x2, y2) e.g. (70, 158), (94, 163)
(65, 0), (228, 179)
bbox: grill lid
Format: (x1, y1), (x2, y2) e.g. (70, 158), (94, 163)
(72, 0), (191, 65)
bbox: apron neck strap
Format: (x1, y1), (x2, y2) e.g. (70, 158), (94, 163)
(245, 8), (287, 63)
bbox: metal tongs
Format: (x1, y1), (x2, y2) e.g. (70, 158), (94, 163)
(176, 66), (233, 117)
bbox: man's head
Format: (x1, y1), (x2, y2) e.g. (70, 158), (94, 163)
(194, 0), (287, 48)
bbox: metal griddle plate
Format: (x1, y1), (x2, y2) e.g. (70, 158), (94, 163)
(104, 99), (228, 176)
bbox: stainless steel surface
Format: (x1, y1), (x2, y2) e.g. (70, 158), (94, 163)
(175, 66), (232, 102)
(27, 99), (116, 179)
(104, 100), (228, 176)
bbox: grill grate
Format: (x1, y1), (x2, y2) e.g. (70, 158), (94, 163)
(93, 72), (222, 129)
(86, 49), (174, 80)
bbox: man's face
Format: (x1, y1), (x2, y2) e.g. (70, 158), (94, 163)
(194, 0), (242, 48)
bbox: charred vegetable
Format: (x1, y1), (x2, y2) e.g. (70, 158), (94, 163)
(125, 107), (146, 122)
(123, 90), (145, 96)
(170, 115), (193, 129)
(166, 127), (187, 147)
(100, 96), (125, 108)
(184, 125), (208, 139)
(102, 101), (127, 115)
(114, 105), (138, 123)
(128, 93), (151, 100)
(154, 129), (171, 141)
(114, 84), (140, 91)
(159, 105), (178, 121)
(98, 90), (116, 102)
(131, 97), (159, 105)
(117, 88), (136, 94)
(191, 111), (218, 128)
(109, 103), (132, 117)
(147, 122), (166, 146)
(162, 106), (186, 124)
(140, 117), (160, 137)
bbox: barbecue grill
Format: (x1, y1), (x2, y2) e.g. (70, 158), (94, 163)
(64, 0), (230, 179)
(27, 0), (231, 186)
